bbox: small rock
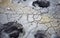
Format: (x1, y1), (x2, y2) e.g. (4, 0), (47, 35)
(40, 14), (51, 23)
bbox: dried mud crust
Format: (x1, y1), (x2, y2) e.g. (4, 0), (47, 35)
(0, 9), (60, 38)
(0, 0), (60, 38)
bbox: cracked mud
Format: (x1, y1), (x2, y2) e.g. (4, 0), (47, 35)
(0, 0), (60, 38)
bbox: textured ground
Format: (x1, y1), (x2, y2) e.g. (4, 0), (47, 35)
(0, 0), (60, 38)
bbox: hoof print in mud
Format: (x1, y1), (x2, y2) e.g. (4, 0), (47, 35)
(32, 0), (50, 8)
(34, 30), (46, 38)
(0, 22), (25, 38)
